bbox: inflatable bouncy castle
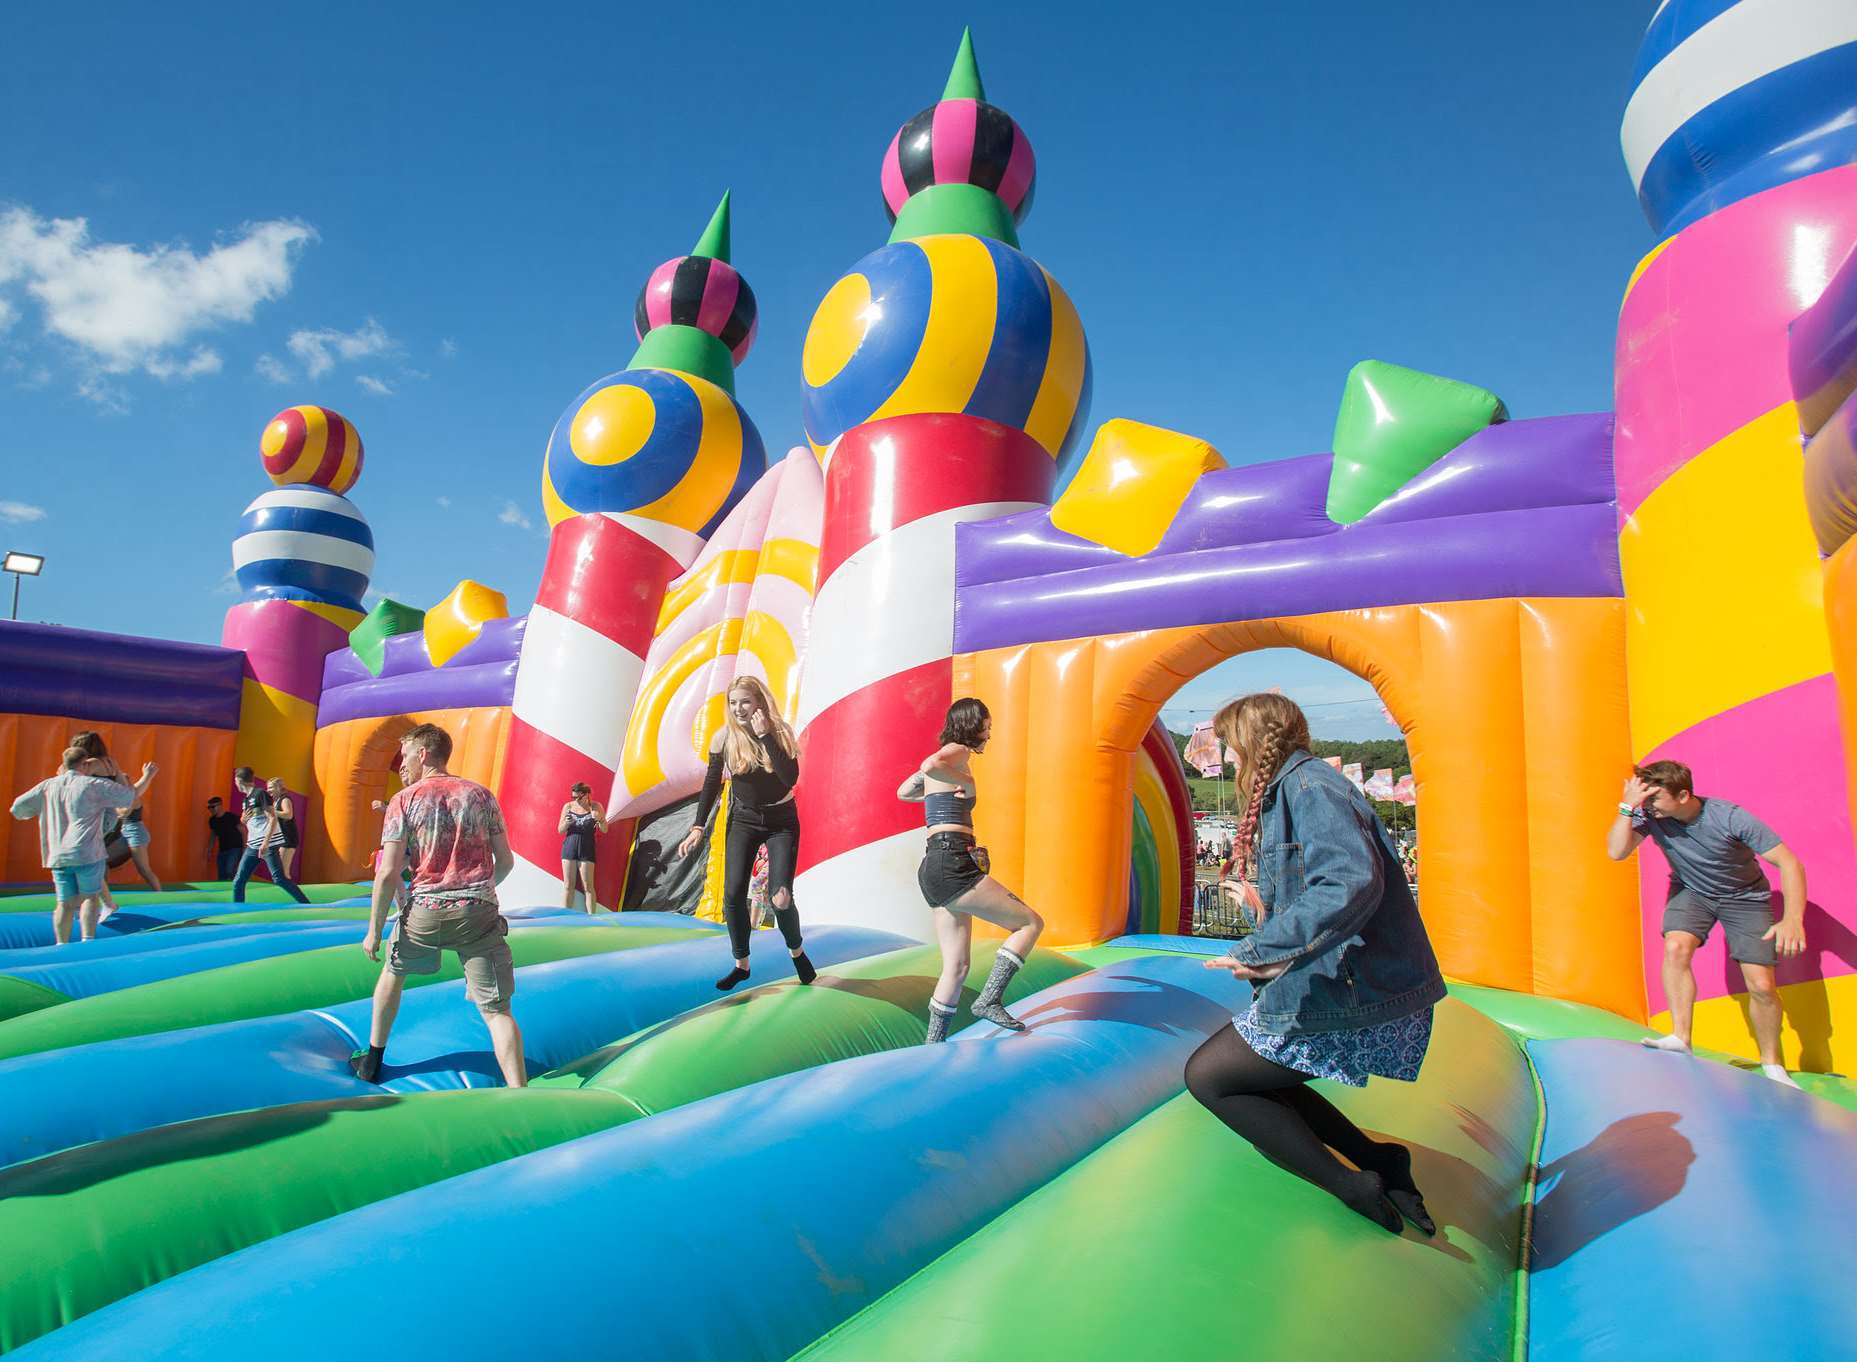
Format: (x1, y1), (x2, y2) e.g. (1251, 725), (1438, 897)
(2, 8), (1857, 1360)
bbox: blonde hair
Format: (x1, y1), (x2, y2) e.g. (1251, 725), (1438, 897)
(1212, 692), (1312, 877)
(721, 676), (797, 776)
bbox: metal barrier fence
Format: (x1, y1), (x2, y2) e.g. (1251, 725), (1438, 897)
(1190, 879), (1254, 939)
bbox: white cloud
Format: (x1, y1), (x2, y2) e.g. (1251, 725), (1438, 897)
(436, 495), (452, 509)
(145, 346), (222, 380)
(76, 373), (128, 413)
(255, 353), (290, 383)
(0, 499), (47, 523)
(286, 318), (391, 379)
(439, 337), (458, 358)
(356, 374), (393, 397)
(0, 208), (314, 381)
(497, 500), (533, 531)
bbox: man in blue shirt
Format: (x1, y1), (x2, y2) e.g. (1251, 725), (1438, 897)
(1607, 759), (1807, 1087)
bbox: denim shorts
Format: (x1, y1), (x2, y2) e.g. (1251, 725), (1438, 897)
(51, 860), (107, 899)
(120, 819), (150, 849)
(917, 832), (986, 909)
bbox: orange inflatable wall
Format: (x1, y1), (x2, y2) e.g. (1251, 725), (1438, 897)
(0, 712), (238, 887)
(954, 596), (1645, 1020)
(305, 706), (512, 884)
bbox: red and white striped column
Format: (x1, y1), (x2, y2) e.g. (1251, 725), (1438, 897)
(791, 412), (1054, 940)
(498, 511), (702, 909)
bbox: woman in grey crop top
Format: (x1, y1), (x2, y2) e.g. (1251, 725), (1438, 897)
(898, 697), (1047, 1042)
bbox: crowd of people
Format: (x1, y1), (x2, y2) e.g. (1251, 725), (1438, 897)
(8, 684), (1813, 1233)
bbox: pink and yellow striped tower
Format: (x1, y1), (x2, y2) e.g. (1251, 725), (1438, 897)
(497, 195), (765, 909)
(1614, 3), (1857, 1070)
(222, 405), (371, 800)
(791, 30), (1092, 939)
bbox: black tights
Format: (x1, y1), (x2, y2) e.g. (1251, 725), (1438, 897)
(721, 804), (802, 961)
(1184, 1024), (1412, 1232)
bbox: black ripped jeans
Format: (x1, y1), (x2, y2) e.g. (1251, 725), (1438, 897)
(721, 800), (802, 961)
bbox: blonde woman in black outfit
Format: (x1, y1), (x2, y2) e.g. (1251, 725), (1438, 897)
(899, 697), (1045, 1043)
(676, 676), (814, 990)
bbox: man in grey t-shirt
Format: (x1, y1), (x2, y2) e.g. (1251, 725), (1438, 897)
(1606, 759), (1807, 1087)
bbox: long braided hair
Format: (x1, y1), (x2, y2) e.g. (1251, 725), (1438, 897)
(1213, 693), (1312, 879)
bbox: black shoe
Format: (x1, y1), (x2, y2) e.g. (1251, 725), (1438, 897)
(349, 1047), (383, 1083)
(792, 951), (816, 985)
(716, 966), (751, 991)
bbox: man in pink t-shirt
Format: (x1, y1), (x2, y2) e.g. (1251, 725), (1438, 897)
(350, 723), (526, 1086)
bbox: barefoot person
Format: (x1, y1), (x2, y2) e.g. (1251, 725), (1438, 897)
(1608, 760), (1807, 1087)
(898, 697), (1045, 1043)
(351, 723), (527, 1087)
(676, 677), (815, 990)
(1183, 693), (1445, 1236)
(557, 782), (607, 913)
(11, 749), (155, 943)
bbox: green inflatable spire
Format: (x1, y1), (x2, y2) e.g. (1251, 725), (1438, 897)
(629, 191), (739, 392)
(889, 31), (1022, 248)
(942, 27), (986, 101)
(691, 189), (731, 262)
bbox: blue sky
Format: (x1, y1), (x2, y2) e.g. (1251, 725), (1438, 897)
(1, 2), (1658, 740)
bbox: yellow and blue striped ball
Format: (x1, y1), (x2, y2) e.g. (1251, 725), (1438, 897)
(801, 233), (1091, 466)
(541, 367), (765, 537)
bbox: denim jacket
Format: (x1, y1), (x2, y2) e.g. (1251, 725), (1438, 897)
(1229, 750), (1445, 1035)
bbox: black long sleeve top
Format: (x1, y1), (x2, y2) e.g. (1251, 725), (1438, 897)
(694, 737), (799, 827)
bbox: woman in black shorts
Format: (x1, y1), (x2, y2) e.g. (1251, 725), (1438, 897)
(898, 697), (1045, 1042)
(557, 782), (606, 912)
(676, 676), (815, 990)
(267, 777), (299, 881)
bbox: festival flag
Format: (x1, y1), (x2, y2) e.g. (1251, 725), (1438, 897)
(1364, 767), (1396, 800)
(1182, 721), (1225, 777)
(1324, 756), (1343, 771)
(1342, 762), (1364, 790)
(1392, 774), (1417, 805)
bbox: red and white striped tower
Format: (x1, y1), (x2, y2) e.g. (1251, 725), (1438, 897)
(791, 33), (1091, 938)
(497, 196), (766, 907)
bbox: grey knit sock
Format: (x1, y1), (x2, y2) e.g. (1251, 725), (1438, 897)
(925, 998), (958, 1044)
(969, 947), (1027, 1032)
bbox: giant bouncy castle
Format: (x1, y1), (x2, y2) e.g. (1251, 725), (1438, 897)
(2, 7), (1856, 1359)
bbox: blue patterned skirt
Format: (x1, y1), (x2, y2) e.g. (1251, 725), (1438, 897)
(1233, 1005), (1434, 1087)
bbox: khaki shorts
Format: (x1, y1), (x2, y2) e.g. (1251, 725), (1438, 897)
(388, 897), (515, 1012)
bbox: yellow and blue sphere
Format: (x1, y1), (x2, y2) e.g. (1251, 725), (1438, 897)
(801, 233), (1091, 466)
(541, 367), (765, 537)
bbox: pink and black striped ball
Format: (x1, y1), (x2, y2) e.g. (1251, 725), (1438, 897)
(633, 255), (758, 365)
(882, 98), (1036, 226)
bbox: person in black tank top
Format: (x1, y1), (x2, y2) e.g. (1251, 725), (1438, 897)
(267, 777), (300, 881)
(557, 782), (608, 912)
(676, 676), (815, 990)
(898, 697), (1046, 1042)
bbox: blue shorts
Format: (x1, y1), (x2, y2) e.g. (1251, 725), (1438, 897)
(120, 820), (150, 849)
(51, 860), (107, 900)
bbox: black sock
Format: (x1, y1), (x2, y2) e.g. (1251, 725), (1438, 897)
(792, 951), (816, 985)
(716, 965), (751, 991)
(350, 1045), (385, 1082)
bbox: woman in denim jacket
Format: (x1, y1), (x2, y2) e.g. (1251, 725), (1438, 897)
(1184, 693), (1446, 1235)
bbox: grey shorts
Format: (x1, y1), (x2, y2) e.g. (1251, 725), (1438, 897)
(389, 897), (515, 1011)
(1662, 888), (1777, 966)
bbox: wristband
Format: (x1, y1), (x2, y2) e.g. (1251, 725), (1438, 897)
(1617, 802), (1636, 818)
